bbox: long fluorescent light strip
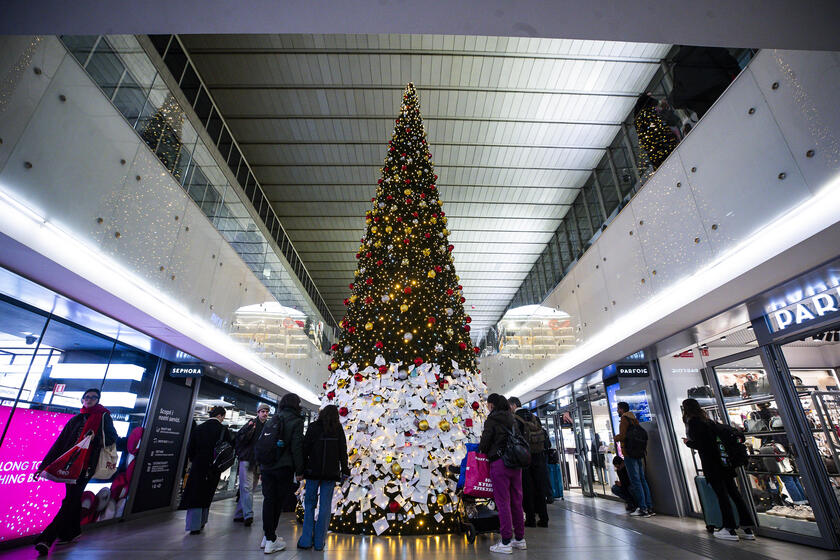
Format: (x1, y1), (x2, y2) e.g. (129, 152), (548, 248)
(510, 175), (840, 398)
(0, 187), (320, 404)
(49, 363), (146, 381)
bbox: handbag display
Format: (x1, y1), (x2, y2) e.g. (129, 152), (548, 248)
(720, 384), (741, 398)
(94, 415), (119, 480)
(760, 443), (793, 473)
(463, 451), (494, 498)
(744, 412), (768, 433)
(769, 416), (784, 431)
(687, 385), (713, 400)
(745, 376), (771, 396)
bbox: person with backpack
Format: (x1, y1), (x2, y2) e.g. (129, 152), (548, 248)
(257, 393), (305, 554)
(479, 393), (526, 554)
(509, 396), (549, 527)
(681, 398), (755, 541)
(297, 405), (350, 551)
(181, 406), (233, 534)
(610, 456), (637, 512)
(233, 403), (270, 526)
(613, 401), (654, 517)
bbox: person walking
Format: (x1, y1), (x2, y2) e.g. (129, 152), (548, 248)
(233, 403), (270, 526)
(614, 401), (654, 517)
(258, 393), (305, 554)
(297, 405), (350, 551)
(33, 388), (118, 556)
(610, 456), (637, 512)
(181, 406), (232, 535)
(682, 398), (756, 541)
(509, 396), (549, 527)
(479, 393), (525, 554)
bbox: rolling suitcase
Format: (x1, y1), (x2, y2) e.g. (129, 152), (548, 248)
(695, 475), (739, 532)
(548, 462), (564, 499)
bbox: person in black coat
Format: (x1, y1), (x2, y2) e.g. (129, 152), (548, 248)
(297, 405), (350, 551)
(34, 388), (118, 556)
(681, 398), (755, 541)
(181, 406), (232, 534)
(509, 397), (549, 527)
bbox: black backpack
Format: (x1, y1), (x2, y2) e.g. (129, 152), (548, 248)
(502, 422), (532, 469)
(255, 415), (286, 466)
(623, 421), (648, 459)
(211, 427), (235, 474)
(714, 422), (748, 468)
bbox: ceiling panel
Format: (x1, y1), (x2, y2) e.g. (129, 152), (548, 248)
(182, 33), (670, 333)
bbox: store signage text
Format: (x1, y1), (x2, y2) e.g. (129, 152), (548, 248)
(769, 287), (840, 331)
(617, 364), (650, 377)
(168, 364), (204, 378)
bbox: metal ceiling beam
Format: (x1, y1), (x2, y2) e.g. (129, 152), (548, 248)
(261, 183), (582, 191)
(204, 83), (642, 98)
(240, 141), (607, 150)
(253, 163), (591, 170)
(224, 115), (623, 125)
(188, 47), (663, 64)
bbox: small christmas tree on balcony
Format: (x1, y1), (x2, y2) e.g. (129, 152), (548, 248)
(320, 83), (487, 535)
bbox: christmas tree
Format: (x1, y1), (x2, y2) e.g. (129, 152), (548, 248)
(633, 93), (678, 171)
(319, 83), (488, 536)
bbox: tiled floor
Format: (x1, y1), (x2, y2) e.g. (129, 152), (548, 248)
(2, 492), (836, 559)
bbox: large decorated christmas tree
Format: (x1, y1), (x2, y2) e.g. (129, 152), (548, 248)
(320, 83), (488, 536)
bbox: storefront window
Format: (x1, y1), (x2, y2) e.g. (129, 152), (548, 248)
(779, 328), (840, 515)
(0, 273), (159, 543)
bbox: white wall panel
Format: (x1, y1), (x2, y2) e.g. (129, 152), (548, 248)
(631, 154), (711, 293)
(0, 37), (67, 170)
(166, 202), (224, 310)
(570, 245), (612, 339)
(678, 69), (811, 253)
(748, 49), (840, 194)
(597, 202), (650, 316)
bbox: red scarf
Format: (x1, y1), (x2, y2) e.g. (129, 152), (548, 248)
(78, 403), (110, 442)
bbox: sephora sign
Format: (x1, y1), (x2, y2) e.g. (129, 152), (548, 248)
(767, 285), (840, 332)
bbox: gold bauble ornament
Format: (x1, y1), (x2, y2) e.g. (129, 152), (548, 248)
(385, 455), (393, 463)
(453, 416), (462, 424)
(391, 462), (403, 476)
(400, 304), (409, 312)
(337, 378), (348, 388)
(437, 200), (444, 206)
(455, 398), (466, 408)
(404, 226), (412, 234)
(371, 226), (378, 233)
(418, 419), (430, 431)
(436, 494), (448, 506)
(349, 295), (358, 303)
(385, 226), (393, 233)
(427, 270), (436, 278)
(438, 419), (450, 432)
(422, 248), (431, 256)
(430, 217), (437, 224)
(365, 322), (374, 330)
(328, 362), (338, 371)
(404, 188), (412, 196)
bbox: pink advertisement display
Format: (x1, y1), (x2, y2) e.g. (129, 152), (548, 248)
(0, 406), (74, 542)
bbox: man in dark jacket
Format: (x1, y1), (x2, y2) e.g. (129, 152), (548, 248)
(259, 393), (305, 554)
(181, 406), (232, 534)
(509, 397), (549, 527)
(610, 456), (637, 511)
(233, 403), (269, 526)
(34, 388), (118, 555)
(614, 402), (653, 517)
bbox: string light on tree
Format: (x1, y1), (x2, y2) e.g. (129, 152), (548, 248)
(314, 83), (488, 536)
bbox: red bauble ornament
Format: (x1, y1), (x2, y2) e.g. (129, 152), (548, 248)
(435, 265), (442, 272)
(378, 365), (388, 374)
(412, 212), (418, 217)
(348, 326), (356, 333)
(434, 174), (438, 180)
(376, 259), (383, 266)
(354, 373), (364, 382)
(330, 344), (338, 352)
(364, 296), (373, 304)
(458, 342), (467, 350)
(343, 298), (349, 306)
(327, 391), (335, 400)
(457, 284), (463, 290)
(424, 233), (431, 238)
(323, 382), (328, 389)
(389, 501), (400, 513)
(401, 165), (407, 171)
(349, 283), (354, 290)
(465, 316), (472, 323)
(403, 238), (410, 245)
(474, 346), (480, 354)
(464, 325), (471, 332)
(430, 184), (436, 190)
(387, 195), (393, 200)
(374, 341), (384, 349)
(403, 286), (412, 294)
(339, 407), (348, 417)
(377, 179), (383, 184)
(420, 193), (426, 199)
(355, 253), (361, 259)
(471, 401), (480, 411)
(427, 316), (436, 324)
(374, 216), (380, 223)
(405, 197), (412, 204)
(465, 418), (474, 427)
(414, 357), (424, 366)
(396, 216), (403, 222)
(366, 277), (373, 285)
(460, 297), (466, 303)
(365, 251), (372, 258)
(446, 289), (454, 296)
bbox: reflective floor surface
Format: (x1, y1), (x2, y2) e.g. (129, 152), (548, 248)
(1, 491), (836, 559)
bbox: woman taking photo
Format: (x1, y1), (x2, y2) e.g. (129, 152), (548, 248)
(681, 398), (755, 542)
(479, 393), (525, 555)
(297, 404), (349, 551)
(34, 388), (118, 556)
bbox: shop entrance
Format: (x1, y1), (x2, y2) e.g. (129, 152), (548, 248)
(703, 342), (840, 548)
